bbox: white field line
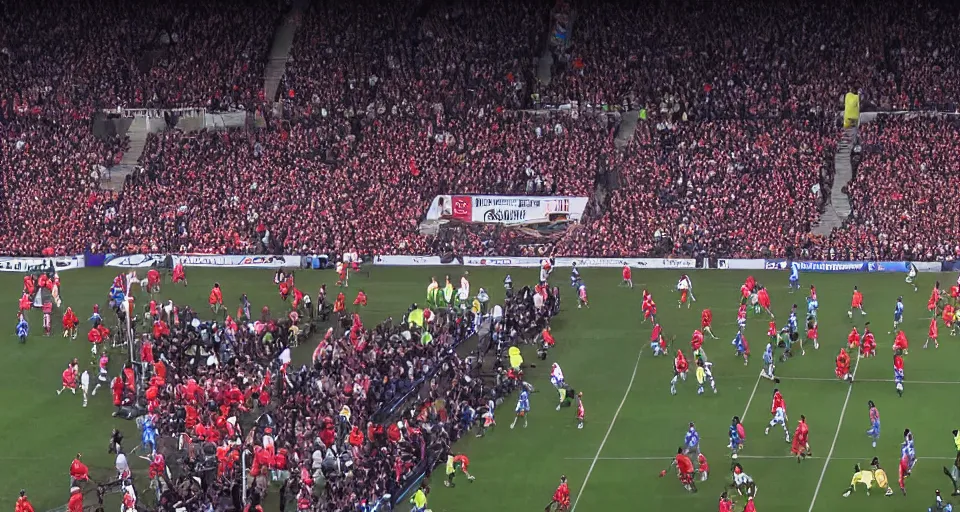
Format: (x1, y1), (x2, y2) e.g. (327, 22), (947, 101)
(564, 455), (953, 461)
(723, 374), (960, 385)
(741, 373), (762, 421)
(569, 348), (644, 512)
(807, 354), (861, 512)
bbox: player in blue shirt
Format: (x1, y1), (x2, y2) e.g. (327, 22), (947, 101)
(684, 422), (701, 457)
(511, 386), (530, 429)
(570, 263), (581, 288)
(893, 296), (905, 333)
(787, 305), (799, 334)
(728, 416), (743, 453)
(789, 261), (800, 291)
(760, 342), (779, 382)
(866, 400), (881, 448)
(806, 297), (819, 322)
(16, 316), (29, 344)
(902, 428), (917, 472)
(732, 331), (749, 366)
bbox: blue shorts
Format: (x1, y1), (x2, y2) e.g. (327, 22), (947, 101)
(894, 313), (903, 322)
(868, 422), (880, 436)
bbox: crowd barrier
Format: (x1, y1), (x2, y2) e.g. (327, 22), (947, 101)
(0, 254), (952, 273)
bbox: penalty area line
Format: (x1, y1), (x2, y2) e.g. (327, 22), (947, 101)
(569, 347), (644, 512)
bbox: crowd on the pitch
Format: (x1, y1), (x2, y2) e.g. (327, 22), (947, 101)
(75, 269), (558, 511)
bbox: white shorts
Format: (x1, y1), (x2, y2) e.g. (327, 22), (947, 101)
(771, 408), (785, 425)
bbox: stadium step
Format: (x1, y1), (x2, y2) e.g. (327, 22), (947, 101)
(813, 127), (857, 235)
(263, 1), (306, 104)
(614, 110), (641, 149)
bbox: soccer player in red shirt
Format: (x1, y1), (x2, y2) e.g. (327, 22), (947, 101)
(58, 361), (78, 395)
(861, 324), (877, 357)
(171, 262), (187, 286)
(668, 447), (697, 492)
(698, 453), (709, 481)
(146, 268), (161, 295)
(718, 492), (734, 512)
(651, 322), (667, 356)
(898, 454), (910, 495)
(42, 301), (52, 336)
(847, 326), (860, 351)
(15, 490), (34, 512)
(848, 286), (866, 319)
(942, 304), (955, 332)
(791, 415), (810, 462)
(924, 316), (939, 349)
(544, 475), (570, 511)
(69, 453), (88, 487)
(893, 330), (909, 354)
(354, 289), (368, 307)
(701, 308), (718, 339)
(804, 320), (819, 353)
(836, 348), (852, 382)
(670, 350), (689, 395)
(757, 286), (774, 318)
(621, 265), (633, 288)
(642, 290), (655, 323)
(691, 330), (705, 360)
(209, 283), (224, 315)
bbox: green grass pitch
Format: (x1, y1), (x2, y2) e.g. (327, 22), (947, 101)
(0, 267), (956, 512)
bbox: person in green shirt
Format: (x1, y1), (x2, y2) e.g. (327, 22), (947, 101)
(410, 482), (429, 511)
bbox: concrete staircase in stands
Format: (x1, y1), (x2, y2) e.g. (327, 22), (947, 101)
(812, 127), (857, 236)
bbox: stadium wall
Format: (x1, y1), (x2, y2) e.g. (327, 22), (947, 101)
(0, 254), (947, 273)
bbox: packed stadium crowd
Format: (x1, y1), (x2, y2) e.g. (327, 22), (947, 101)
(6, 0), (960, 511)
(0, 0), (283, 113)
(2, 0), (960, 262)
(817, 116), (960, 261)
(543, 0), (960, 114)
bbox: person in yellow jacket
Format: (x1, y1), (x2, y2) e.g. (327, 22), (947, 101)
(410, 482), (430, 512)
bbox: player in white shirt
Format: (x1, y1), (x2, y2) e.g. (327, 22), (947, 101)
(539, 259), (553, 283)
(115, 451), (130, 480)
(550, 363), (566, 410)
(677, 275), (696, 308)
(459, 274), (471, 302)
(732, 463), (757, 496)
(80, 370), (91, 407)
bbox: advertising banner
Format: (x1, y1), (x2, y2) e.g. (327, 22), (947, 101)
(0, 255), (85, 272)
(425, 195), (589, 225)
(716, 259), (767, 270)
(374, 256), (451, 266)
(104, 254), (165, 268)
(763, 260), (943, 273)
(942, 261), (960, 272)
(106, 254), (292, 269)
(376, 255), (696, 269)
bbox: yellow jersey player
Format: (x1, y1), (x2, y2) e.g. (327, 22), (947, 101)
(871, 457), (894, 496)
(842, 463), (875, 497)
